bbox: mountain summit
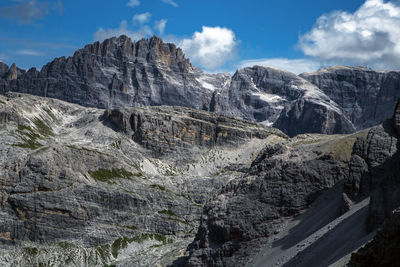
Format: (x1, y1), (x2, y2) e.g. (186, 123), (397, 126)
(0, 35), (228, 110)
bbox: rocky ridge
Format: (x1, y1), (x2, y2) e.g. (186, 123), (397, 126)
(2, 36), (400, 137)
(215, 66), (355, 137)
(301, 66), (400, 131)
(0, 36), (229, 111)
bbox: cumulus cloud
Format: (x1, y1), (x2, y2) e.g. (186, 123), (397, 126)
(161, 0), (178, 7)
(94, 20), (153, 42)
(132, 12), (151, 24)
(0, 0), (62, 24)
(179, 26), (238, 70)
(238, 58), (322, 74)
(154, 19), (167, 34)
(299, 0), (400, 69)
(127, 0), (140, 7)
(16, 49), (45, 56)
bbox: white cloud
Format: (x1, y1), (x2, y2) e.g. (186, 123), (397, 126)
(179, 26), (238, 70)
(154, 19), (167, 35)
(161, 0), (178, 7)
(132, 12), (151, 25)
(299, 0), (400, 69)
(238, 58), (322, 74)
(127, 0), (140, 7)
(94, 20), (153, 42)
(16, 49), (45, 56)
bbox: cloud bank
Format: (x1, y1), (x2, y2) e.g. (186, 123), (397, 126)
(299, 0), (400, 70)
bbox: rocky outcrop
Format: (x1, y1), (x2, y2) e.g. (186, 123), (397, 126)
(0, 62), (9, 78)
(343, 121), (398, 203)
(343, 103), (400, 230)
(102, 106), (286, 157)
(176, 137), (351, 266)
(274, 97), (354, 137)
(0, 35), (229, 111)
(215, 66), (355, 137)
(349, 208), (400, 266)
(301, 66), (400, 131)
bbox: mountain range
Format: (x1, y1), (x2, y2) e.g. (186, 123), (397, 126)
(0, 36), (400, 266)
(2, 35), (400, 137)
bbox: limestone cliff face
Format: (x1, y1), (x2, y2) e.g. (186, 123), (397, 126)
(102, 106), (285, 157)
(301, 66), (400, 131)
(343, 100), (400, 230)
(214, 66), (355, 137)
(0, 35), (228, 111)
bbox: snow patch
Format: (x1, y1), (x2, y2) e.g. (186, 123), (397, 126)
(196, 77), (216, 91)
(252, 92), (284, 103)
(291, 82), (343, 114)
(260, 120), (274, 127)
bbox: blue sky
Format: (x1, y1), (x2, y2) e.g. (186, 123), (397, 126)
(1, 0), (399, 73)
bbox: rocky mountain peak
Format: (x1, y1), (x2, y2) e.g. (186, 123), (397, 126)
(6, 63), (18, 80)
(0, 62), (9, 78)
(78, 35), (194, 73)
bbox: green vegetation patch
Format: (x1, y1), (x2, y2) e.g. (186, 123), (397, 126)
(88, 168), (133, 183)
(110, 233), (172, 258)
(158, 209), (192, 226)
(96, 244), (111, 263)
(129, 163), (144, 177)
(32, 117), (54, 137)
(322, 131), (369, 161)
(13, 117), (54, 150)
(150, 184), (166, 191)
(14, 124), (43, 149)
(66, 145), (106, 155)
(122, 225), (138, 231)
(22, 247), (38, 256)
(43, 107), (58, 121)
(158, 209), (177, 217)
(58, 242), (77, 250)
(110, 140), (121, 149)
(164, 169), (177, 176)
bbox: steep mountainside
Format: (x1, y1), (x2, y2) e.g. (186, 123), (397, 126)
(214, 66), (355, 136)
(0, 36), (229, 111)
(3, 35), (399, 136)
(301, 66), (400, 131)
(175, 99), (400, 267)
